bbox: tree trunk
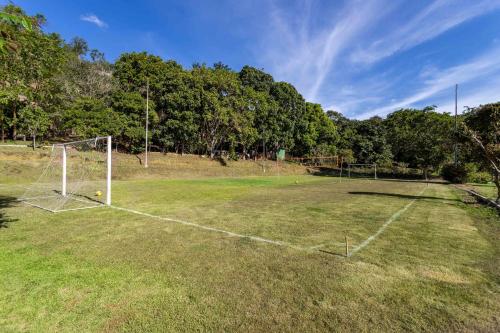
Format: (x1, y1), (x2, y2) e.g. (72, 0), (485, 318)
(1, 125), (4, 143)
(12, 104), (17, 140)
(32, 135), (35, 151)
(494, 171), (500, 204)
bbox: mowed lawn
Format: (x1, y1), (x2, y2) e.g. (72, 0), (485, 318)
(469, 182), (498, 201)
(0, 175), (499, 331)
(111, 177), (430, 250)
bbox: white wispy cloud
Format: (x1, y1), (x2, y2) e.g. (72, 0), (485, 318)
(253, 0), (499, 117)
(435, 78), (500, 114)
(80, 14), (108, 28)
(355, 46), (500, 118)
(350, 0), (500, 64)
(259, 0), (393, 102)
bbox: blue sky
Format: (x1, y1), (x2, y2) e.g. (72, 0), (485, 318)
(5, 0), (500, 118)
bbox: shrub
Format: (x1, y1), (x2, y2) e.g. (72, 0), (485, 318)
(464, 163), (492, 183)
(468, 171), (492, 184)
(441, 164), (467, 183)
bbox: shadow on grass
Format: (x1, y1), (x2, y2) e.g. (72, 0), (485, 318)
(469, 183), (494, 188)
(0, 195), (18, 228)
(348, 191), (460, 202)
(375, 178), (448, 185)
(318, 249), (347, 258)
(52, 189), (104, 205)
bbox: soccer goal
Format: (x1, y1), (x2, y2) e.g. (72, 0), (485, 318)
(21, 136), (112, 212)
(347, 163), (377, 179)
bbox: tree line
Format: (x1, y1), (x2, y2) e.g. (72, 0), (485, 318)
(1, 4), (498, 200)
(1, 5), (338, 159)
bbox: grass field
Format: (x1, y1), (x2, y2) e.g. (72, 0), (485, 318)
(1, 148), (499, 332)
(469, 182), (498, 201)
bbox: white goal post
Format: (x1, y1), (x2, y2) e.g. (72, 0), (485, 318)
(347, 163), (377, 179)
(21, 136), (112, 212)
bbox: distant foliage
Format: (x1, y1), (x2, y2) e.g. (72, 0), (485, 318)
(441, 164), (468, 184)
(462, 103), (500, 201)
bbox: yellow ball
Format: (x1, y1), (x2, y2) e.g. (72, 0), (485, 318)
(295, 180), (299, 184)
(95, 191), (102, 197)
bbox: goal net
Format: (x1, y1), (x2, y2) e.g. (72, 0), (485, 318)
(346, 163), (377, 179)
(21, 136), (112, 212)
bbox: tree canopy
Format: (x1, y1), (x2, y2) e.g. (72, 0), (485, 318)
(1, 3), (498, 182)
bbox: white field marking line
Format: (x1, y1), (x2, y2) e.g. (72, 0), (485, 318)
(53, 205), (105, 213)
(348, 186), (427, 257)
(110, 205), (308, 251)
(22, 200), (57, 213)
(22, 199), (104, 213)
(23, 201), (105, 213)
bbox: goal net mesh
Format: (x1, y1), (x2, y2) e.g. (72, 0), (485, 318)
(347, 163), (377, 179)
(21, 137), (109, 212)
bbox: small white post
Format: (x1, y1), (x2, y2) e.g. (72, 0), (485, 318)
(62, 146), (67, 197)
(374, 164), (377, 179)
(106, 136), (112, 205)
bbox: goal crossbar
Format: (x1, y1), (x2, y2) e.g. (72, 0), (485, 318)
(52, 136), (110, 147)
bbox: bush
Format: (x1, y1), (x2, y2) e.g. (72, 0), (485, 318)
(441, 164), (467, 183)
(468, 171), (492, 184)
(463, 163), (491, 184)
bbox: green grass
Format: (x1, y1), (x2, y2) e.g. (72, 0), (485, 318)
(1, 148), (499, 331)
(469, 182), (498, 201)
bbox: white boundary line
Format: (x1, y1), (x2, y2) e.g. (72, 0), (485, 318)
(110, 205), (308, 251)
(348, 186), (427, 257)
(22, 198), (104, 213)
(20, 194), (105, 212)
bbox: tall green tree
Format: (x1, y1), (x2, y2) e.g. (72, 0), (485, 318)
(192, 64), (240, 158)
(239, 66), (274, 93)
(62, 97), (122, 139)
(58, 37), (114, 101)
(462, 103), (500, 202)
(293, 103), (338, 156)
(385, 107), (453, 178)
(1, 5), (66, 140)
(18, 104), (50, 149)
(351, 117), (393, 165)
(0, 5), (33, 54)
(268, 82), (306, 155)
(327, 110), (357, 163)
(154, 61), (199, 154)
(111, 90), (157, 153)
